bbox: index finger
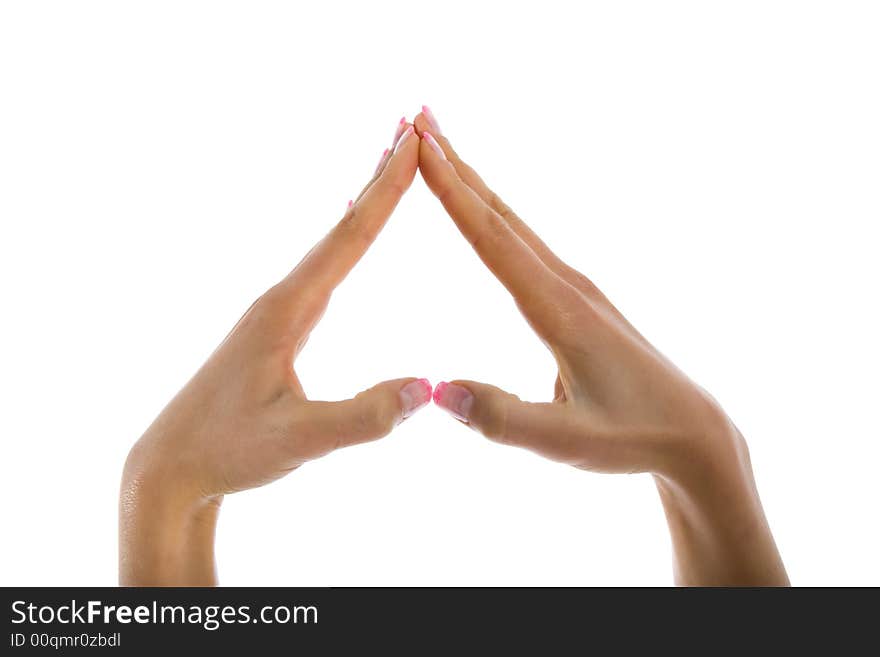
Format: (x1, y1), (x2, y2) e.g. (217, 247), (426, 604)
(285, 123), (419, 301)
(418, 130), (577, 337)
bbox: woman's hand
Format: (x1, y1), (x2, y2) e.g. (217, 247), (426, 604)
(119, 121), (431, 585)
(414, 107), (788, 586)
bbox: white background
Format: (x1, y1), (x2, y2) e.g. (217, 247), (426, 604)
(1, 1), (878, 586)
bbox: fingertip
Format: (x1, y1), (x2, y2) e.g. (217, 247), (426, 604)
(421, 105), (442, 136)
(418, 132), (446, 167)
(432, 381), (447, 405)
(378, 125), (418, 189)
(391, 116), (407, 147)
(423, 132), (447, 161)
(432, 380), (473, 423)
(400, 377), (433, 420)
(387, 125), (419, 178)
(373, 148), (391, 176)
(418, 135), (457, 198)
(392, 124), (416, 155)
(412, 112), (430, 137)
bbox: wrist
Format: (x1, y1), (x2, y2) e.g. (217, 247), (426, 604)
(651, 428), (788, 585)
(655, 420), (755, 497)
(119, 438), (221, 585)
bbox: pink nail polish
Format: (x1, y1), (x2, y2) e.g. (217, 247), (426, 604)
(347, 199), (353, 208)
(432, 381), (473, 423)
(422, 105), (441, 136)
(423, 131), (446, 160)
(392, 116), (407, 147)
(374, 148), (390, 174)
(400, 378), (433, 420)
(394, 125), (415, 154)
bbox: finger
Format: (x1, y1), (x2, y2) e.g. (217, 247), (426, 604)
(284, 122), (419, 305)
(432, 380), (586, 463)
(433, 380), (650, 472)
(349, 116), (410, 207)
(418, 126), (578, 337)
(298, 377), (433, 451)
(414, 109), (602, 302)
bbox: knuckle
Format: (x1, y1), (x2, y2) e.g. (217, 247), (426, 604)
(293, 286), (330, 321)
(378, 172), (407, 199)
(254, 285), (282, 311)
(480, 395), (512, 443)
(240, 287), (283, 329)
(433, 177), (456, 205)
(555, 303), (597, 344)
(336, 206), (376, 246)
(526, 282), (593, 344)
(488, 191), (512, 219)
(354, 392), (396, 438)
(558, 278), (591, 307)
(566, 266), (599, 296)
(468, 206), (507, 252)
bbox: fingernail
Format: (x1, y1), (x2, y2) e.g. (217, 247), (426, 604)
(432, 381), (473, 423)
(422, 105), (441, 136)
(347, 199), (353, 209)
(391, 116), (407, 148)
(423, 132), (446, 160)
(393, 125), (414, 154)
(374, 148), (390, 174)
(400, 378), (433, 420)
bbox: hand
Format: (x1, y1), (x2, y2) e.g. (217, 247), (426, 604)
(414, 107), (788, 586)
(120, 120), (432, 585)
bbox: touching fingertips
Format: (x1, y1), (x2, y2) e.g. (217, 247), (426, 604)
(400, 378), (433, 420)
(432, 381), (473, 423)
(422, 105), (442, 137)
(423, 132), (446, 160)
(393, 125), (415, 154)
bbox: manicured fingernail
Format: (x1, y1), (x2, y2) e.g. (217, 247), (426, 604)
(347, 199), (353, 209)
(422, 105), (441, 136)
(374, 148), (390, 174)
(391, 116), (407, 148)
(400, 378), (433, 420)
(393, 125), (414, 154)
(432, 381), (473, 423)
(423, 132), (446, 160)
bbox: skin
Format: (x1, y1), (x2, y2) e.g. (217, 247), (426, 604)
(119, 121), (431, 585)
(415, 108), (788, 586)
(120, 111), (788, 586)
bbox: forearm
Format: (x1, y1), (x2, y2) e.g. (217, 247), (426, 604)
(119, 450), (221, 586)
(653, 433), (789, 586)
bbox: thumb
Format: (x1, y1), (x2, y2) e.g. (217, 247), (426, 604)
(432, 380), (569, 451)
(302, 378), (433, 450)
